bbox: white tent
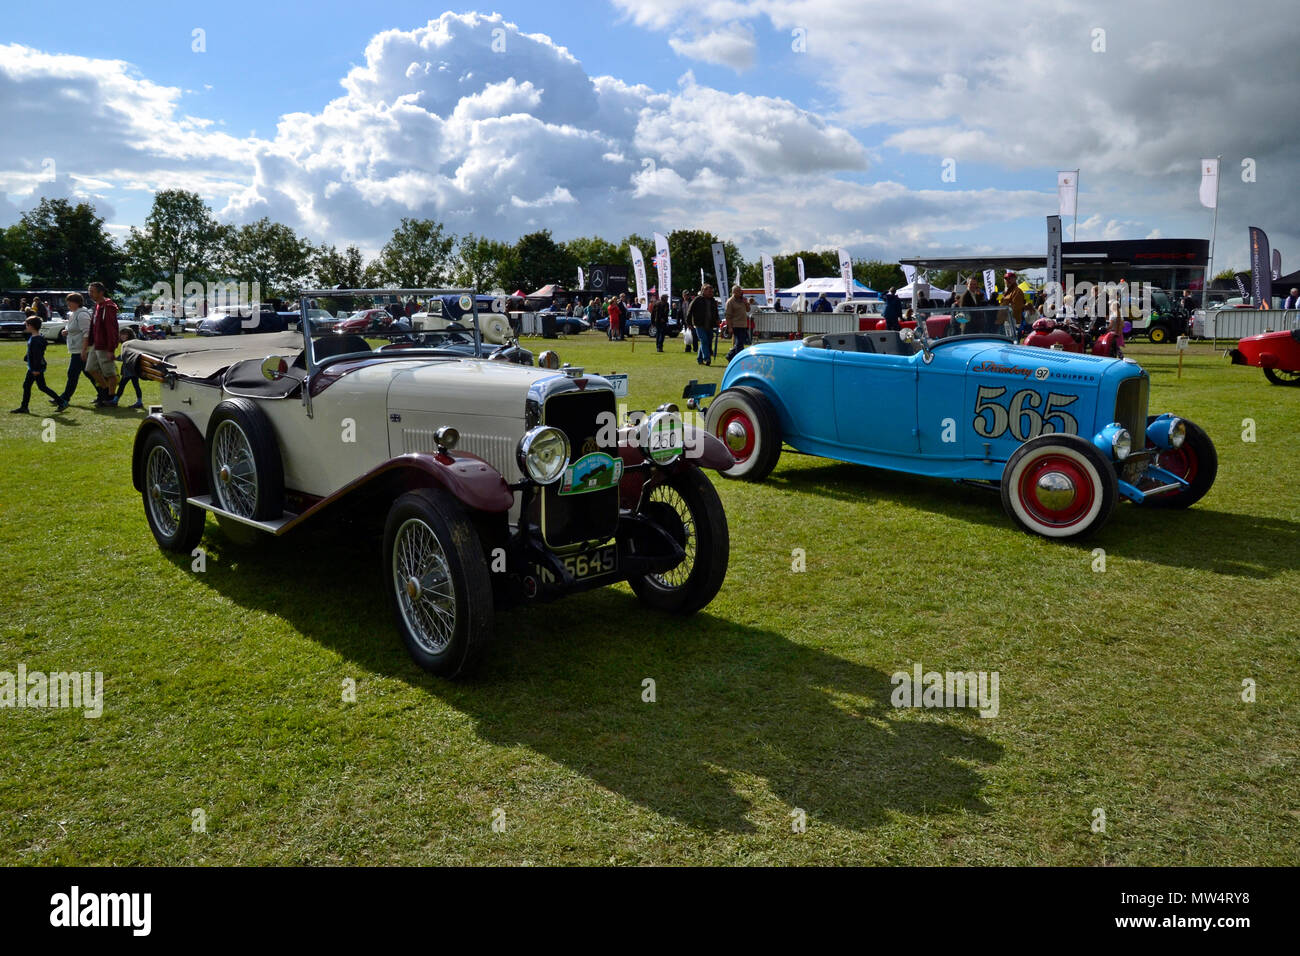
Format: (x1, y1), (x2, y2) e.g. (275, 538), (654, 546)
(781, 276), (878, 299)
(896, 285), (952, 301)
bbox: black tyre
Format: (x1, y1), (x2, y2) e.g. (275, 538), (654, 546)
(140, 430), (205, 553)
(706, 386), (782, 481)
(383, 487), (493, 677)
(1262, 367), (1300, 386)
(628, 468), (730, 614)
(1001, 434), (1118, 539)
(1147, 323), (1169, 344)
(205, 398), (284, 521)
(1140, 417), (1217, 509)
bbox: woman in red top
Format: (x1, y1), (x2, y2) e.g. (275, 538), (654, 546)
(608, 296), (622, 341)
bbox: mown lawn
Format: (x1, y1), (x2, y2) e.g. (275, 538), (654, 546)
(0, 331), (1296, 865)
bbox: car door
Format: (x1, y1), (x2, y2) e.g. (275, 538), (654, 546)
(831, 349), (919, 456)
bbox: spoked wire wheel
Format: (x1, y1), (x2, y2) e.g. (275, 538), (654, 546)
(145, 443), (184, 539)
(627, 468), (729, 614)
(211, 419), (259, 517)
(392, 517), (457, 655)
(645, 483), (697, 590)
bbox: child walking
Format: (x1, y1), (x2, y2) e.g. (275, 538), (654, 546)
(11, 317), (67, 413)
(111, 327), (144, 409)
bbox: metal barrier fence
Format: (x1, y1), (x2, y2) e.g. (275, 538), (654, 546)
(1200, 309), (1300, 347)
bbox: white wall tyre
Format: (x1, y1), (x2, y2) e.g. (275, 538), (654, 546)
(205, 398), (284, 521)
(706, 386), (781, 481)
(1001, 435), (1117, 539)
(383, 487), (493, 677)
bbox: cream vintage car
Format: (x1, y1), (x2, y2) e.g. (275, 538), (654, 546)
(126, 288), (735, 677)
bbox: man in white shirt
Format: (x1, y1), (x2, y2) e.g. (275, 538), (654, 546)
(1283, 287), (1300, 310)
(56, 292), (93, 405)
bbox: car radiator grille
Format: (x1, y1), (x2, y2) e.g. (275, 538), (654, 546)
(403, 428), (520, 481)
(541, 390), (619, 548)
(1113, 376), (1148, 448)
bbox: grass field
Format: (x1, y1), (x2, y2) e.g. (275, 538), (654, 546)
(1, 331), (1297, 865)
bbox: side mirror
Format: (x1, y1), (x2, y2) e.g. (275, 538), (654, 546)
(261, 355), (289, 381)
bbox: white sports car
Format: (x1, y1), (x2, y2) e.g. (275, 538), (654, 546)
(125, 288), (734, 677)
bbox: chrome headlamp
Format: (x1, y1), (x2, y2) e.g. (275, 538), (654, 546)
(1167, 418), (1186, 449)
(517, 426), (569, 484)
(1111, 428), (1132, 460)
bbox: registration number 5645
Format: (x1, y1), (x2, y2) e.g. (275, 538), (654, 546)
(562, 544), (617, 580)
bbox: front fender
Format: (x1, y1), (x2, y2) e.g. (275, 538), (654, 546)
(372, 452), (513, 513)
(132, 412), (207, 498)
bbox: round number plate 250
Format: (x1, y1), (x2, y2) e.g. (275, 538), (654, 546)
(972, 385), (1080, 441)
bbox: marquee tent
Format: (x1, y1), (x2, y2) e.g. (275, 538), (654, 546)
(781, 276), (878, 299)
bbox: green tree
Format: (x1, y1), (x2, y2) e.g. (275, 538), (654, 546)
(371, 218), (456, 288)
(854, 259), (906, 293)
(563, 236), (621, 275)
(11, 198), (124, 289)
(659, 229), (742, 297)
(312, 243), (369, 290)
(510, 230), (577, 292)
(0, 225), (22, 289)
(451, 233), (514, 292)
(220, 218), (314, 299)
(124, 189), (225, 290)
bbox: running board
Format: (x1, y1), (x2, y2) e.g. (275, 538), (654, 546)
(187, 496), (298, 534)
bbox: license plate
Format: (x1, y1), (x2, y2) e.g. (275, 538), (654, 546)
(559, 544), (618, 581)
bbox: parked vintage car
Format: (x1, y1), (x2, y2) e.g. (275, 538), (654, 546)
(1229, 328), (1300, 386)
(196, 306), (287, 337)
(705, 317), (1217, 540)
(127, 289), (734, 676)
(0, 310), (29, 338)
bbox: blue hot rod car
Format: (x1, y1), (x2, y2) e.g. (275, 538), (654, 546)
(705, 320), (1217, 539)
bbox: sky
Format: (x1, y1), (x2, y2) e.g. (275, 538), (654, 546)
(1, 0), (1296, 274)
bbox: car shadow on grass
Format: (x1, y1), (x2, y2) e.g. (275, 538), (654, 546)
(184, 520), (1003, 834)
(764, 459), (1300, 579)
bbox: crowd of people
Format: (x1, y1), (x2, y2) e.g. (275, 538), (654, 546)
(10, 283), (141, 414)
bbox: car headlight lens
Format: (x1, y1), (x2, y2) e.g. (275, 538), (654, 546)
(517, 426), (569, 484)
(1168, 418), (1186, 448)
(1111, 428), (1132, 460)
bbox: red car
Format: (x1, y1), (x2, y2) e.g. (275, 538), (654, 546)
(337, 308), (394, 334)
(1229, 328), (1300, 386)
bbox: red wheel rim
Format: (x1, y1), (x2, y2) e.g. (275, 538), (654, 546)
(1017, 454), (1096, 529)
(718, 410), (756, 462)
(1157, 446), (1197, 483)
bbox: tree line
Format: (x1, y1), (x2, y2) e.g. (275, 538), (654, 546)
(0, 189), (911, 302)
